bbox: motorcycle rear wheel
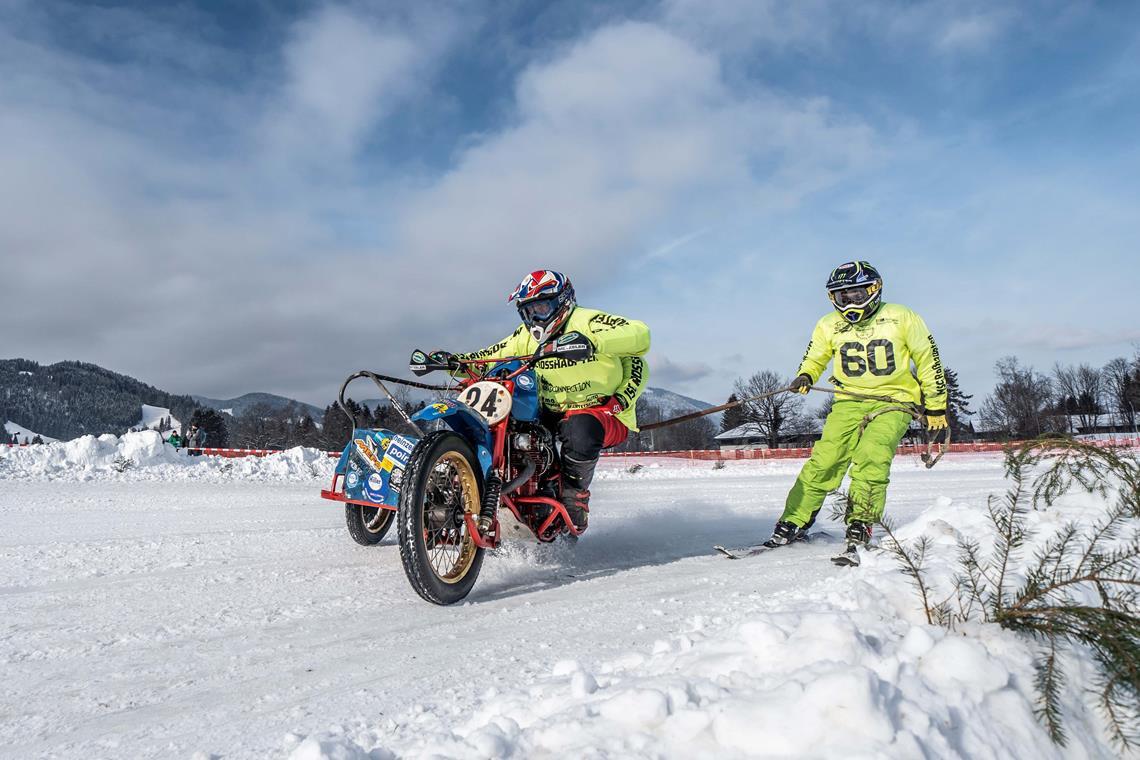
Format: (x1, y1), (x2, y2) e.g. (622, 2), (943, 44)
(397, 431), (485, 605)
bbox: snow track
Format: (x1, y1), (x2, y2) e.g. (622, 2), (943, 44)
(0, 455), (1125, 758)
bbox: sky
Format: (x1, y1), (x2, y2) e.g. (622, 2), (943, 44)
(2, 0), (1139, 409)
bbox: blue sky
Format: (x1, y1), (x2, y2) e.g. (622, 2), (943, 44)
(2, 0), (1138, 409)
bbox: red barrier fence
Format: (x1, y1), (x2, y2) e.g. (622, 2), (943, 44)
(7, 438), (1139, 461)
(183, 447), (341, 459)
(601, 437), (1140, 462)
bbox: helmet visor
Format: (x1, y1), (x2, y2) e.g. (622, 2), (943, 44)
(519, 297), (559, 325)
(830, 285), (875, 308)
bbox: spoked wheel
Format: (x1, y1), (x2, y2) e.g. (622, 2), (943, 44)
(345, 504), (394, 545)
(397, 431), (485, 605)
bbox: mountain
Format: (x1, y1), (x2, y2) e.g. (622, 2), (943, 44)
(192, 392), (323, 420)
(638, 387), (714, 417)
(0, 359), (199, 440)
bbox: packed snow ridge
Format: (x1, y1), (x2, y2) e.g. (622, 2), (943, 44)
(0, 430), (334, 482)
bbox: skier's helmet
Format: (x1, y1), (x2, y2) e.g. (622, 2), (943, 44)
(826, 261), (883, 323)
(508, 270), (576, 344)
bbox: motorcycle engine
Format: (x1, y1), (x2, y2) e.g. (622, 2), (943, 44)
(509, 422), (555, 478)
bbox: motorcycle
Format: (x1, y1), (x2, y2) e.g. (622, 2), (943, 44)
(320, 350), (583, 605)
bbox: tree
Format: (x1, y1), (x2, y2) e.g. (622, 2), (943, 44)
(189, 408), (230, 448)
(320, 402), (354, 451)
(734, 370), (807, 449)
(719, 393), (747, 434)
(980, 357), (1057, 439)
(1052, 363), (1103, 432)
(944, 367), (974, 438)
(611, 401), (715, 452)
(1103, 357), (1138, 431)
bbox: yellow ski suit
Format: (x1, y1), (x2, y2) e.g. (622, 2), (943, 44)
(782, 302), (947, 526)
(457, 307), (651, 431)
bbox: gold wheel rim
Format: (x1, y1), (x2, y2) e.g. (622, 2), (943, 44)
(423, 450), (480, 584)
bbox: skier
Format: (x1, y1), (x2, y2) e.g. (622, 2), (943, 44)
(765, 261), (948, 559)
(429, 270), (650, 531)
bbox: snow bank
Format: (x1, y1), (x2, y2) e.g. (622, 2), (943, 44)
(0, 430), (335, 482)
(293, 487), (1127, 759)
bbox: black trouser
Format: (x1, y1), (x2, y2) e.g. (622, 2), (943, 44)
(543, 412), (605, 491)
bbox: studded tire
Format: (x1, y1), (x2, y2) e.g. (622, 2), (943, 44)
(345, 504), (394, 546)
(396, 431), (485, 605)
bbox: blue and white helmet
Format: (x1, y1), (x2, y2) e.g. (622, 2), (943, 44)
(508, 270), (576, 343)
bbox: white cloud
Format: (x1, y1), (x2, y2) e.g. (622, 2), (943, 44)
(266, 6), (429, 161)
(394, 21), (877, 299)
(936, 13), (1009, 53)
(649, 354), (715, 386)
(0, 4), (879, 403)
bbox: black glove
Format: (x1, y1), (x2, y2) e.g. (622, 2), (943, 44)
(538, 331), (594, 363)
(429, 350), (463, 371)
(790, 373), (812, 394)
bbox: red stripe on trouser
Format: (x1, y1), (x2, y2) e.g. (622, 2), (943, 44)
(562, 406), (629, 448)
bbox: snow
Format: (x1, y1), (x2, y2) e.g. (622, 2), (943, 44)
(0, 430), (335, 482)
(135, 403), (181, 436)
(0, 452), (1129, 758)
(3, 420), (57, 444)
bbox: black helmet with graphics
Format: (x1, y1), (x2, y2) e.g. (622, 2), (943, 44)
(826, 261), (883, 323)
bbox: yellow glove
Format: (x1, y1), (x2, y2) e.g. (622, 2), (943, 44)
(925, 410), (948, 431)
(790, 373), (812, 395)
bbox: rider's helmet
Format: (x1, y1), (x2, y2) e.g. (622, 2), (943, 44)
(508, 270), (576, 344)
(826, 261), (883, 323)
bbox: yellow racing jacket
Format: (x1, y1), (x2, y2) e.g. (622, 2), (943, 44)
(797, 302), (948, 410)
(457, 307), (651, 430)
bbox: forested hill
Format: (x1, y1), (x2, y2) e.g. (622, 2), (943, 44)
(0, 359), (199, 440)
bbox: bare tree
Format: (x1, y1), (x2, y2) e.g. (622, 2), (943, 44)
(734, 370), (806, 449)
(980, 357), (1057, 439)
(1052, 363), (1103, 433)
(1103, 358), (1134, 429)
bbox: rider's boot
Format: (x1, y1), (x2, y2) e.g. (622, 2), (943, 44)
(560, 454), (596, 531)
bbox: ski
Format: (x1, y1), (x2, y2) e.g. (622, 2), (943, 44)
(831, 543), (862, 567)
(714, 531), (830, 559)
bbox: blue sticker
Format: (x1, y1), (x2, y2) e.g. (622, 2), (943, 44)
(364, 472), (385, 502)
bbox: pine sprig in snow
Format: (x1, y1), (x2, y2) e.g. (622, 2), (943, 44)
(873, 439), (1140, 749)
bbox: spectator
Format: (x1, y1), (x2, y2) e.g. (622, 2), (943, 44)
(189, 425), (207, 448)
(167, 431), (182, 448)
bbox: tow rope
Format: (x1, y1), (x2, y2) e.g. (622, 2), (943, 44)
(640, 380), (948, 469)
(342, 371), (949, 469)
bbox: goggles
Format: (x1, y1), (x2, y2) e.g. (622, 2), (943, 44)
(829, 284), (876, 308)
(519, 297), (559, 324)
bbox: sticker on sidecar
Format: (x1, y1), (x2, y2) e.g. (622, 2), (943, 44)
(383, 435), (415, 468)
(352, 437), (385, 470)
(364, 472), (385, 502)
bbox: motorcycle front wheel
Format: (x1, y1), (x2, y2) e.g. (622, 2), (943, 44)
(396, 431), (485, 605)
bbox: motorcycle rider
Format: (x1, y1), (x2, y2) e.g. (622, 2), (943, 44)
(767, 261), (948, 550)
(431, 270), (650, 531)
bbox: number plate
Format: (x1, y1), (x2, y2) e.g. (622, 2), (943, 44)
(458, 381), (513, 425)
